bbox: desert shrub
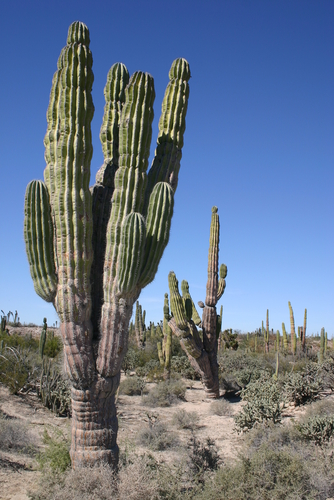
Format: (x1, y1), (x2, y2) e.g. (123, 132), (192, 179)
(171, 355), (200, 380)
(188, 435), (221, 478)
(119, 375), (147, 396)
(36, 428), (71, 473)
(172, 408), (199, 430)
(43, 334), (62, 358)
(121, 347), (140, 373)
(296, 415), (334, 445)
(135, 359), (161, 379)
(210, 398), (234, 417)
(194, 444), (326, 500)
(219, 351), (272, 393)
(0, 414), (35, 454)
(0, 345), (38, 394)
(143, 379), (186, 407)
(0, 331), (39, 350)
(283, 363), (322, 405)
(234, 375), (284, 432)
(318, 356), (334, 390)
(37, 359), (71, 416)
(137, 417), (178, 451)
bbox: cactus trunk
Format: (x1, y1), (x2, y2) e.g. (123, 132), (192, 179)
(24, 22), (190, 468)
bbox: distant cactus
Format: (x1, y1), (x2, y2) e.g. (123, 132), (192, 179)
(39, 317), (47, 359)
(263, 311), (269, 353)
(23, 21), (190, 468)
(276, 330), (280, 351)
(135, 302), (146, 347)
(282, 322), (288, 350)
(318, 328), (325, 363)
(160, 293), (173, 380)
(168, 207), (227, 398)
(288, 302), (297, 355)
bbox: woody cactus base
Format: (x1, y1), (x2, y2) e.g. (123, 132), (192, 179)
(24, 21), (190, 468)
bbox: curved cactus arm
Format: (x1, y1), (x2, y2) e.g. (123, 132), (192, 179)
(181, 280), (201, 326)
(146, 58), (190, 197)
(217, 264), (227, 301)
(24, 180), (57, 303)
(137, 182), (174, 288)
(168, 272), (202, 359)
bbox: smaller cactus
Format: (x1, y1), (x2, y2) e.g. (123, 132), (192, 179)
(39, 317), (47, 359)
(0, 315), (6, 334)
(318, 328), (325, 363)
(288, 302), (297, 355)
(282, 322), (288, 350)
(276, 330), (280, 351)
(134, 302), (146, 347)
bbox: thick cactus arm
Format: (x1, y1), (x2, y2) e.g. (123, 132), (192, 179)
(117, 213), (146, 297)
(24, 180), (57, 302)
(168, 271), (188, 331)
(102, 72), (155, 301)
(181, 280), (201, 326)
(146, 58), (190, 196)
(217, 264), (227, 301)
(100, 63), (130, 166)
(43, 21), (94, 324)
(138, 182), (174, 288)
(205, 207), (219, 307)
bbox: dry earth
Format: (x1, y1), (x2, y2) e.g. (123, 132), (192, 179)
(0, 326), (328, 499)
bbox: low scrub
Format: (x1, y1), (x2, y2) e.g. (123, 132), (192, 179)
(0, 413), (35, 454)
(119, 375), (147, 396)
(143, 379), (186, 407)
(137, 417), (178, 451)
(210, 398), (234, 417)
(234, 375), (284, 432)
(172, 408), (199, 430)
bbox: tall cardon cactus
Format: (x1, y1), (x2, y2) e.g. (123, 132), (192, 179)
(168, 207), (227, 398)
(23, 21), (190, 468)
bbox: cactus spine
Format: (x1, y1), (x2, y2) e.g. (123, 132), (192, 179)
(23, 22), (190, 469)
(168, 207), (227, 398)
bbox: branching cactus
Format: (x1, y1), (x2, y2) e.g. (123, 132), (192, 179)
(168, 207), (227, 398)
(23, 21), (190, 468)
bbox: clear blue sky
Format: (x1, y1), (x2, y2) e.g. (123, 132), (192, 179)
(0, 0), (333, 336)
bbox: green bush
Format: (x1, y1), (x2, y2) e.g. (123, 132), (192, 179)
(0, 345), (38, 394)
(283, 363), (322, 406)
(219, 351), (272, 391)
(296, 415), (334, 445)
(37, 359), (71, 416)
(43, 334), (62, 358)
(121, 347), (140, 373)
(119, 376), (147, 396)
(36, 428), (71, 473)
(143, 379), (186, 407)
(234, 375), (284, 432)
(171, 355), (200, 380)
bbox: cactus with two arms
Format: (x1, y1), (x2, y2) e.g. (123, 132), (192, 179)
(23, 21), (190, 468)
(168, 207), (227, 398)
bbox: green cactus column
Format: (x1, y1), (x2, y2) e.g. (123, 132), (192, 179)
(168, 207), (227, 398)
(288, 301), (297, 356)
(24, 21), (190, 469)
(162, 293), (172, 380)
